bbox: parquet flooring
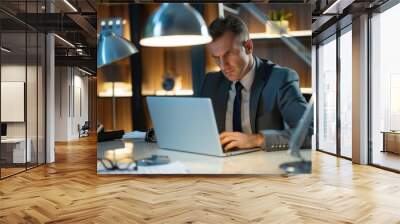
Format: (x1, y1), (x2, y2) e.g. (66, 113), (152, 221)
(1, 167), (25, 178)
(0, 136), (400, 223)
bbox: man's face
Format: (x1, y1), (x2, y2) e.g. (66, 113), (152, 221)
(208, 31), (252, 81)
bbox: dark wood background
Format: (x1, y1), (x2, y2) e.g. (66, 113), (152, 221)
(97, 3), (311, 131)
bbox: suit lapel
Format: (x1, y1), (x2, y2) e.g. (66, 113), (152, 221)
(250, 57), (270, 133)
(215, 76), (231, 132)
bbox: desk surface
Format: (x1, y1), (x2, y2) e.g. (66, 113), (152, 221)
(97, 139), (311, 174)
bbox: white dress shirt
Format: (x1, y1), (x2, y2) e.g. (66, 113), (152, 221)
(225, 60), (256, 134)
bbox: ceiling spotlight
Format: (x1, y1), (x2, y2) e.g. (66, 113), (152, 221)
(54, 34), (75, 48)
(1, 47), (11, 53)
(322, 0), (353, 15)
(78, 67), (93, 76)
(63, 0), (78, 12)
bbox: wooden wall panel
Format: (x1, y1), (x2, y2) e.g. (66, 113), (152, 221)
(97, 97), (132, 132)
(253, 38), (311, 87)
(97, 3), (312, 132)
(115, 98), (132, 131)
(240, 4), (312, 33)
(239, 4), (311, 87)
(97, 4), (133, 131)
(141, 47), (165, 94)
(204, 4), (221, 74)
(138, 4), (194, 95)
(97, 98), (112, 131)
(204, 3), (311, 88)
(141, 46), (193, 94)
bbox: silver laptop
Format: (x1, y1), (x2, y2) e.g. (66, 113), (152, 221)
(146, 96), (259, 157)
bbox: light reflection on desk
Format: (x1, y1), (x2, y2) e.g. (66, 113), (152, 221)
(103, 142), (134, 161)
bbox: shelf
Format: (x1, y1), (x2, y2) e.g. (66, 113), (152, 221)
(300, 88), (312, 94)
(250, 30), (312, 40)
(142, 89), (194, 96)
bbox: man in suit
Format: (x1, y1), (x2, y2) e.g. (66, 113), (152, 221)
(199, 15), (309, 152)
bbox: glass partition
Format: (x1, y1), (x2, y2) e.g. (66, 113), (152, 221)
(0, 0), (46, 179)
(1, 28), (28, 178)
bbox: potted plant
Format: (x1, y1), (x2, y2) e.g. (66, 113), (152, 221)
(266, 9), (293, 34)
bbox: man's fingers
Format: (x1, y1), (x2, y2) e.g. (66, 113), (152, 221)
(220, 135), (237, 145)
(220, 132), (234, 141)
(220, 132), (228, 138)
(224, 140), (239, 151)
(220, 132), (241, 141)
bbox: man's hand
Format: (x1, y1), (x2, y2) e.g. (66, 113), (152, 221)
(220, 132), (265, 152)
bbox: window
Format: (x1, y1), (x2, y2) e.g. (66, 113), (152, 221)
(339, 28), (352, 158)
(317, 36), (337, 154)
(370, 2), (400, 171)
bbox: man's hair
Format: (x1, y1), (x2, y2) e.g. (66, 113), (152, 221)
(208, 15), (249, 41)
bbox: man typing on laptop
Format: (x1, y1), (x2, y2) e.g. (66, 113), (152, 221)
(199, 15), (308, 152)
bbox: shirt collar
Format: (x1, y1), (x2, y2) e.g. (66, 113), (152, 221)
(232, 58), (256, 91)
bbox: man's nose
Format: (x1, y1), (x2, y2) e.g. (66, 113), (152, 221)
(219, 57), (228, 70)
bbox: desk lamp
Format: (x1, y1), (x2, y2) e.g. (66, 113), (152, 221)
(97, 18), (138, 68)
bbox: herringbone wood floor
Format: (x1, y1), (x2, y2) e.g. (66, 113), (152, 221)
(1, 136), (400, 224)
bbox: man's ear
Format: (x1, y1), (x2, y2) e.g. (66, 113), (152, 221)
(243, 39), (253, 55)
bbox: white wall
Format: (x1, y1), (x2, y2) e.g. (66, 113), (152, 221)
(1, 63), (46, 164)
(1, 65), (36, 137)
(55, 66), (69, 141)
(54, 67), (89, 141)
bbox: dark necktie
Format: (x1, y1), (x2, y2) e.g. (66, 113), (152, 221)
(233, 81), (244, 132)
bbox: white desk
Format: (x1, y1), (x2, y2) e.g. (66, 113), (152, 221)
(1, 138), (31, 163)
(97, 139), (311, 174)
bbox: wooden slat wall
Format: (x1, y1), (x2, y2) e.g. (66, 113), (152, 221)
(253, 39), (311, 87)
(238, 3), (312, 88)
(141, 46), (164, 94)
(242, 4), (312, 32)
(97, 98), (112, 131)
(204, 4), (221, 74)
(97, 4), (133, 131)
(204, 4), (311, 87)
(97, 3), (312, 131)
(97, 97), (132, 132)
(140, 4), (193, 95)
